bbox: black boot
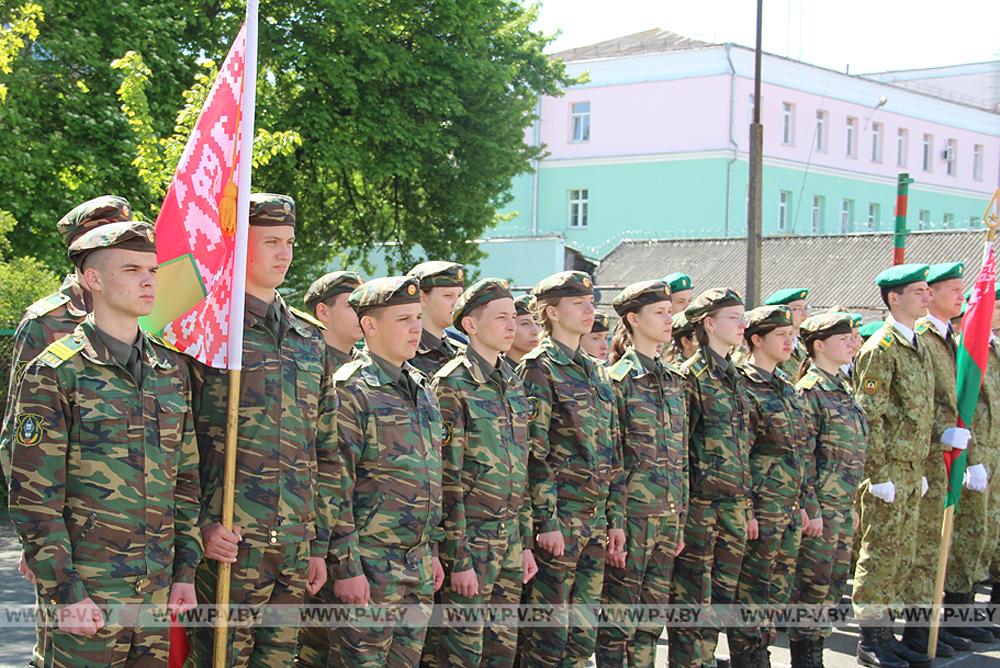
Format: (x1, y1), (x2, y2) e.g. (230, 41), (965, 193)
(901, 624), (954, 658)
(882, 625), (932, 667)
(755, 647), (772, 668)
(938, 627), (973, 652)
(807, 638), (826, 668)
(856, 626), (907, 668)
(944, 591), (995, 644)
(789, 640), (813, 668)
(991, 581), (1000, 605)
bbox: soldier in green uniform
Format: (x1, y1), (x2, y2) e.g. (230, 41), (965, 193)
(580, 312), (612, 362)
(429, 278), (538, 668)
(663, 272), (693, 315)
(851, 264), (935, 668)
(187, 194), (338, 667)
(326, 275), (445, 668)
(303, 270), (365, 372)
(668, 288), (753, 668)
(507, 294), (542, 366)
(908, 262), (988, 650)
(788, 313), (868, 668)
(596, 280), (687, 668)
(408, 261), (466, 376)
(728, 306), (810, 668)
(9, 221), (202, 667)
(763, 288), (811, 378)
(516, 271), (625, 668)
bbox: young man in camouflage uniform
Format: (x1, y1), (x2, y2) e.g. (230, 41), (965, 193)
(506, 294), (542, 366)
(9, 221), (201, 667)
(408, 260), (466, 376)
(429, 278), (538, 668)
(326, 275), (445, 667)
(303, 270), (365, 372)
(763, 288), (811, 379)
(597, 280), (687, 668)
(729, 306), (810, 668)
(516, 270), (626, 668)
(852, 264), (935, 668)
(669, 288), (752, 668)
(188, 194), (339, 667)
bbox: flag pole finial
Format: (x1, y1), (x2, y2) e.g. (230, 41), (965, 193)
(983, 188), (1000, 242)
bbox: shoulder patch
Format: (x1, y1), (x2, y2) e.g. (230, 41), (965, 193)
(14, 413), (46, 446)
(683, 355), (708, 378)
(25, 292), (70, 319)
(862, 377), (880, 394)
(37, 334), (85, 368)
(914, 321), (930, 336)
(878, 333), (894, 351)
(290, 306), (326, 330)
(434, 356), (466, 380)
(608, 357), (634, 382)
(441, 421), (454, 446)
(797, 372), (819, 391)
(527, 396), (541, 420)
(333, 359), (365, 383)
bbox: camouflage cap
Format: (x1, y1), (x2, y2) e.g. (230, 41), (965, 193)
(764, 287), (809, 306)
(514, 294), (533, 316)
(57, 195), (134, 247)
(348, 276), (421, 316)
(591, 312), (611, 333)
(68, 221), (156, 269)
(926, 261), (964, 285)
(874, 263), (929, 288)
(612, 280), (671, 317)
(671, 312), (694, 338)
(452, 278), (514, 333)
(531, 271), (594, 301)
(249, 193), (296, 227)
(743, 305), (793, 339)
(662, 272), (692, 293)
(800, 313), (854, 343)
(408, 260), (466, 289)
(304, 271), (365, 311)
(684, 287), (744, 324)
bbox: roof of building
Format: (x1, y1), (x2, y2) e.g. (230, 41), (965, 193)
(594, 230), (997, 314)
(550, 29), (716, 62)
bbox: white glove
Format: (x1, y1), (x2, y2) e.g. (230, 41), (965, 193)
(870, 481), (896, 504)
(941, 427), (971, 450)
(921, 477), (929, 497)
(964, 464), (988, 493)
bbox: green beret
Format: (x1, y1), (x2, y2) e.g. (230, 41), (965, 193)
(764, 287), (809, 306)
(875, 263), (929, 288)
(926, 261), (964, 285)
(662, 272), (692, 293)
(304, 271), (365, 311)
(744, 305), (793, 339)
(531, 271), (594, 301)
(671, 312), (694, 338)
(800, 313), (854, 343)
(514, 294), (533, 316)
(591, 312), (611, 333)
(452, 278), (513, 333)
(57, 195), (134, 247)
(69, 221), (156, 269)
(348, 276), (421, 316)
(408, 261), (465, 289)
(249, 193), (296, 227)
(685, 288), (744, 324)
(612, 280), (672, 317)
(858, 321), (884, 339)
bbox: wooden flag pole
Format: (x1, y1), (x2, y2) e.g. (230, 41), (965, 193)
(213, 370), (243, 667)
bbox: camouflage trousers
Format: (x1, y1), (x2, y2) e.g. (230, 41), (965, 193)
(595, 512), (682, 668)
(46, 584), (170, 668)
(789, 506), (855, 641)
(518, 517), (608, 668)
(30, 581), (48, 668)
(668, 498), (749, 668)
(947, 450), (1000, 592)
(728, 501), (802, 654)
(326, 541), (435, 668)
(852, 462), (923, 619)
(188, 540), (309, 668)
(900, 455), (948, 604)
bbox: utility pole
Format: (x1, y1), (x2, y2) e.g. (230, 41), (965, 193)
(745, 0), (764, 307)
(893, 172), (914, 265)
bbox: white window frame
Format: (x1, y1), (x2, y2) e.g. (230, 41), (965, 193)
(918, 209), (930, 230)
(867, 202), (880, 230)
(840, 199), (853, 233)
(570, 102), (591, 142)
(782, 102), (795, 145)
(973, 144), (984, 181)
(923, 133), (934, 172)
(845, 116), (857, 158)
(568, 189), (588, 228)
(778, 191), (791, 231)
(897, 128), (908, 167)
(943, 212), (954, 228)
(871, 122), (883, 163)
(815, 110), (827, 152)
(945, 139), (957, 176)
(811, 195), (825, 234)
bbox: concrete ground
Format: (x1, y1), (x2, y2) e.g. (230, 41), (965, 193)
(1, 513), (998, 667)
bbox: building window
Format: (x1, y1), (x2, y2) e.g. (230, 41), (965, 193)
(778, 191), (792, 231)
(969, 216), (979, 228)
(782, 102), (795, 145)
(922, 134), (934, 171)
(945, 139), (957, 176)
(871, 122), (883, 163)
(815, 110), (827, 152)
(897, 128), (908, 167)
(918, 209), (931, 230)
(570, 102), (591, 142)
(867, 202), (880, 230)
(568, 189), (588, 228)
(943, 212), (954, 228)
(840, 199), (854, 233)
(973, 144), (984, 181)
(811, 195), (825, 234)
(845, 116), (857, 158)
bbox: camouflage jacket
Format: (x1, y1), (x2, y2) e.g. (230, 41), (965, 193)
(968, 340), (1000, 468)
(738, 363), (812, 515)
(607, 348), (688, 522)
(915, 317), (958, 455)
(192, 294), (338, 558)
(854, 319), (934, 482)
(1, 273), (90, 479)
(682, 347), (753, 502)
(8, 318), (201, 605)
(517, 337), (624, 535)
(328, 354), (444, 580)
(410, 329), (466, 377)
(777, 338), (807, 379)
(796, 364), (868, 512)
(432, 352), (532, 573)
